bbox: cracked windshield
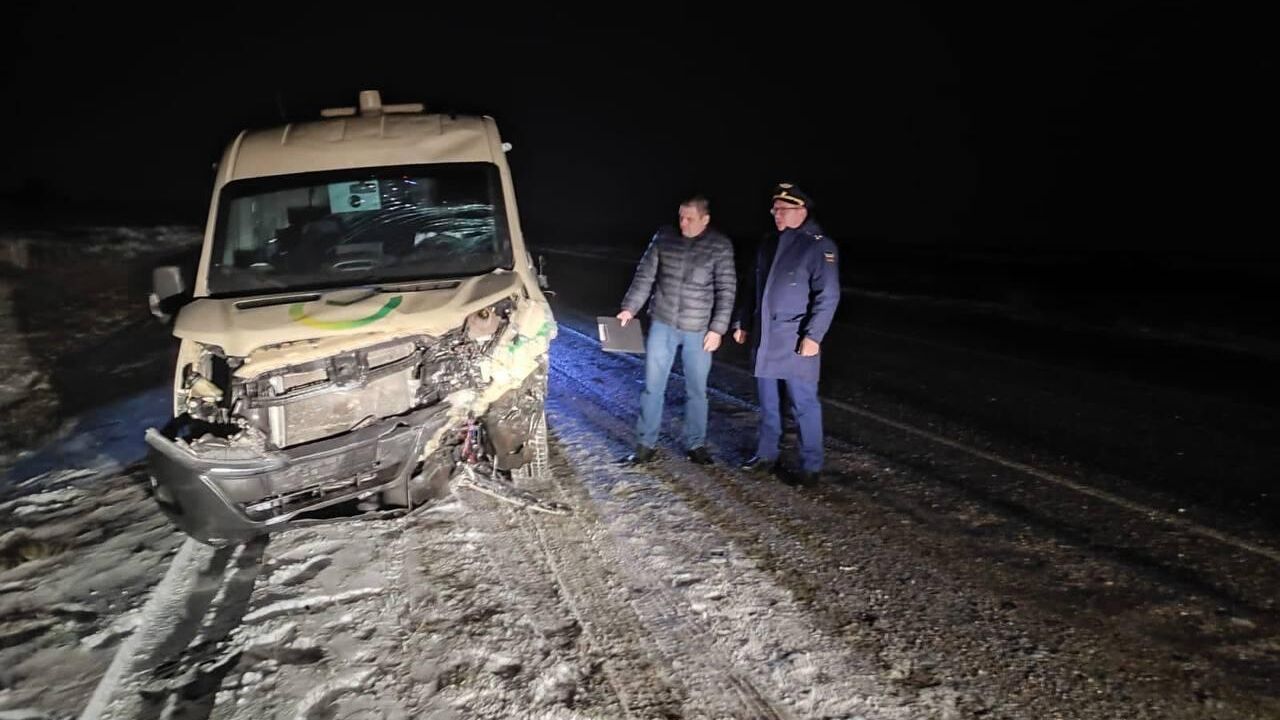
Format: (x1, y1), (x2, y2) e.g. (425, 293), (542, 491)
(208, 163), (512, 295)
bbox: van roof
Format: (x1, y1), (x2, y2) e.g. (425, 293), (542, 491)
(220, 91), (501, 182)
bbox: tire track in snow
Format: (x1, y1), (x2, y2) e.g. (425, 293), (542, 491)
(454, 488), (686, 717)
(521, 456), (791, 718)
(543, 376), (911, 718)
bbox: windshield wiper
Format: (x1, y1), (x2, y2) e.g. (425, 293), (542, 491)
(234, 293), (323, 310)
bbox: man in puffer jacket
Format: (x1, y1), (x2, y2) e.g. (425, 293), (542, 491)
(616, 195), (736, 465)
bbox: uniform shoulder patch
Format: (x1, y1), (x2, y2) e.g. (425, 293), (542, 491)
(823, 250), (836, 263)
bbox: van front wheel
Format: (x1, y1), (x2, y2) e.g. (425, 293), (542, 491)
(512, 411), (549, 484)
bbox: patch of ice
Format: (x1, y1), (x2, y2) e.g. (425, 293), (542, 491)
(321, 613), (357, 632)
(81, 610), (142, 649)
(271, 555), (332, 587)
(239, 621), (299, 657)
(532, 663), (580, 707)
(670, 572), (703, 587)
(15, 467), (97, 491)
(291, 667), (375, 720)
(0, 487), (86, 512)
(241, 588), (382, 625)
(50, 602), (97, 618)
(484, 653), (522, 678)
(272, 541), (347, 565)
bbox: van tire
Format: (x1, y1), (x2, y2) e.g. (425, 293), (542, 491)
(513, 410), (549, 483)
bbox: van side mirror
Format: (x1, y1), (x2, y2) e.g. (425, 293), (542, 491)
(149, 265), (189, 322)
(536, 254), (555, 295)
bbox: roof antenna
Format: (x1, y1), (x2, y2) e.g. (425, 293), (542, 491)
(275, 90), (288, 123)
(358, 90), (384, 116)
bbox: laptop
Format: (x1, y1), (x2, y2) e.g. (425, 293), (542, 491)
(596, 316), (646, 354)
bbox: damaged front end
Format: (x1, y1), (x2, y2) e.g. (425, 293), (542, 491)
(145, 293), (554, 545)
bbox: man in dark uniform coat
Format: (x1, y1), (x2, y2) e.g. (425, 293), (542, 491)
(733, 183), (840, 484)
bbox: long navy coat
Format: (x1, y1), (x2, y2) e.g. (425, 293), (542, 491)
(736, 219), (841, 382)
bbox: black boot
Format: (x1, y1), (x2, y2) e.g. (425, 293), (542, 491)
(740, 456), (778, 474)
(621, 445), (657, 465)
(686, 446), (714, 465)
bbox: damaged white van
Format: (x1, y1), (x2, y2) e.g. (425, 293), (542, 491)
(145, 90), (556, 545)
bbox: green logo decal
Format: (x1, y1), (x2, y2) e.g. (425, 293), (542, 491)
(288, 295), (403, 330)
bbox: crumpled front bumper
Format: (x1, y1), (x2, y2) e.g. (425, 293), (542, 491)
(145, 404), (450, 545)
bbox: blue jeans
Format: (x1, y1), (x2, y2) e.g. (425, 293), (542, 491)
(636, 321), (713, 450)
(756, 377), (824, 472)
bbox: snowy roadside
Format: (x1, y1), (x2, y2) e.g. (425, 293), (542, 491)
(0, 226), (201, 470)
(0, 463), (185, 719)
(0, 226), (199, 719)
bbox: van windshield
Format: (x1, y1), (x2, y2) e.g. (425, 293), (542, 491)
(207, 163), (513, 296)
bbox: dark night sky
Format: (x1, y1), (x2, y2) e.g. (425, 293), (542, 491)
(1, 3), (1274, 258)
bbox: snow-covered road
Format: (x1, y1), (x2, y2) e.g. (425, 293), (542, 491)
(2, 234), (1278, 719)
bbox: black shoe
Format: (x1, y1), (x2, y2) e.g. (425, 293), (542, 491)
(740, 456), (778, 474)
(621, 445), (656, 465)
(686, 446), (714, 465)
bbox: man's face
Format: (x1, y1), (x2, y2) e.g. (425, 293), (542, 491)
(679, 204), (711, 238)
(771, 202), (808, 230)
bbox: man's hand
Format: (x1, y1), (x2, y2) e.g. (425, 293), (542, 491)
(703, 331), (722, 353)
(617, 309), (634, 326)
(733, 329), (748, 344)
(798, 337), (820, 357)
